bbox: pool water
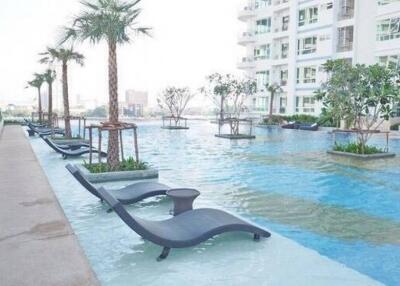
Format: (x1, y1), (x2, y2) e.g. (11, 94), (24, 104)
(31, 121), (400, 285)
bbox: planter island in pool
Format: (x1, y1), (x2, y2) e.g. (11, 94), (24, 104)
(327, 150), (396, 160)
(74, 164), (159, 183)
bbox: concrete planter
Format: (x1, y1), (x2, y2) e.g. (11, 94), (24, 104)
(52, 139), (90, 145)
(215, 134), (256, 140)
(75, 164), (159, 183)
(327, 150), (396, 160)
(161, 126), (189, 130)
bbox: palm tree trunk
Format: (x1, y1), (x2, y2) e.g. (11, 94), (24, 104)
(48, 82), (53, 128)
(37, 87), (42, 123)
(269, 92), (274, 119)
(62, 61), (72, 138)
(107, 40), (120, 170)
(220, 96), (224, 122)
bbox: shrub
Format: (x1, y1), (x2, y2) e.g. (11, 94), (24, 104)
(83, 157), (148, 173)
(333, 142), (383, 155)
(390, 124), (400, 131)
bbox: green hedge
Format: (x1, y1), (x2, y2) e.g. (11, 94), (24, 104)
(83, 157), (148, 173)
(262, 114), (336, 127)
(333, 143), (383, 155)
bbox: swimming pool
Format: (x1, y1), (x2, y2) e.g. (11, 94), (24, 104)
(30, 121), (400, 285)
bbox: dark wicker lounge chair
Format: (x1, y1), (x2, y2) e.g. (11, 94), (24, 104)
(40, 136), (90, 151)
(65, 164), (170, 205)
(42, 136), (106, 159)
(299, 123), (319, 131)
(27, 123), (65, 136)
(281, 121), (299, 129)
(98, 187), (271, 260)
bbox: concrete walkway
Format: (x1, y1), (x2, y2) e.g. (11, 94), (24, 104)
(0, 126), (98, 286)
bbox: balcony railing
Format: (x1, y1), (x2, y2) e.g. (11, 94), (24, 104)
(337, 42), (353, 52)
(237, 57), (256, 69)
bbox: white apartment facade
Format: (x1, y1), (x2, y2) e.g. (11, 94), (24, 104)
(238, 0), (400, 116)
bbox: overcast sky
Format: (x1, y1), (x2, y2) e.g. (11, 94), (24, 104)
(0, 0), (245, 108)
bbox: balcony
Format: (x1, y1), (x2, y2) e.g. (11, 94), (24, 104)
(238, 31), (256, 45)
(238, 4), (256, 21)
(237, 57), (256, 69)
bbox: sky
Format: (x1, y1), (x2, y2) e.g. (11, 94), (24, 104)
(0, 0), (245, 109)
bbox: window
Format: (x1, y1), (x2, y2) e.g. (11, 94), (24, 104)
(338, 0), (354, 20)
(337, 26), (354, 52)
(296, 96), (316, 113)
(256, 18), (271, 34)
(280, 70), (288, 86)
(255, 0), (272, 8)
(254, 44), (270, 60)
(326, 2), (333, 9)
(256, 71), (270, 90)
(378, 0), (400, 5)
(282, 16), (290, 31)
(298, 7), (318, 27)
(297, 36), (317, 55)
(281, 43), (289, 59)
(377, 17), (400, 41)
(378, 55), (400, 68)
(297, 66), (316, 84)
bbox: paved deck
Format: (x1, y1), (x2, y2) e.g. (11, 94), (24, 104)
(0, 126), (98, 286)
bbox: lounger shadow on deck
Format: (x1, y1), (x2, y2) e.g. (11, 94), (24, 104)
(97, 187), (271, 261)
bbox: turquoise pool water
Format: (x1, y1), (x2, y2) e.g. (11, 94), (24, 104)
(32, 121), (400, 285)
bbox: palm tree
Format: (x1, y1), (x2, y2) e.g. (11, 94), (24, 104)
(42, 69), (57, 127)
(265, 83), (283, 120)
(61, 0), (151, 169)
(40, 47), (84, 138)
(26, 73), (45, 123)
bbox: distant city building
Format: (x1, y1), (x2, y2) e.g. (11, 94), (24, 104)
(123, 90), (149, 117)
(238, 0), (400, 116)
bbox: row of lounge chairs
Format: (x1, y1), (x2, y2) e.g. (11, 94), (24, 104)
(41, 136), (107, 159)
(25, 120), (66, 136)
(65, 164), (271, 260)
(281, 121), (319, 131)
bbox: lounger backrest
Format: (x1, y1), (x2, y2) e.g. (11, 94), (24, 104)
(97, 187), (157, 241)
(65, 164), (101, 199)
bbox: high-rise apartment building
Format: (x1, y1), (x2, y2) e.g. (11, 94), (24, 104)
(238, 0), (400, 116)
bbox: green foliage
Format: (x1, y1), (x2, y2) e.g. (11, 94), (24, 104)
(4, 120), (24, 125)
(85, 106), (107, 118)
(390, 123), (400, 131)
(157, 87), (195, 120)
(39, 47), (84, 66)
(201, 73), (257, 118)
(61, 0), (151, 45)
(261, 113), (336, 127)
(333, 143), (384, 155)
(84, 157), (148, 173)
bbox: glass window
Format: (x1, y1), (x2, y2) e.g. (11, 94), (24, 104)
(256, 18), (271, 34)
(297, 66), (316, 84)
(256, 71), (270, 90)
(377, 17), (400, 41)
(297, 36), (317, 55)
(254, 44), (270, 60)
(255, 0), (272, 8)
(298, 7), (318, 27)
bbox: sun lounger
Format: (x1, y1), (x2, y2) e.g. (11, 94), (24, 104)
(97, 187), (271, 261)
(42, 136), (106, 159)
(65, 164), (170, 205)
(299, 123), (319, 131)
(40, 136), (90, 150)
(27, 123), (65, 136)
